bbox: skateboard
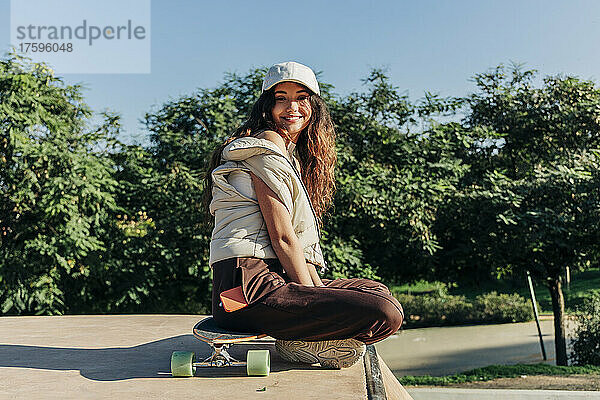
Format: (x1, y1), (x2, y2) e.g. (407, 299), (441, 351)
(170, 316), (274, 377)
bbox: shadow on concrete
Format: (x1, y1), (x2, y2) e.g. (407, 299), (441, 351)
(0, 334), (318, 381)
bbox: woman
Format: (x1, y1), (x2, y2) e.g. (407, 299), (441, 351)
(204, 61), (403, 369)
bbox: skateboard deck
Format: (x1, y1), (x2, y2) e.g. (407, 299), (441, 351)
(193, 316), (272, 344)
(170, 316), (274, 377)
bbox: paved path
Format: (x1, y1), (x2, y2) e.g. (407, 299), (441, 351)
(376, 320), (597, 399)
(0, 315), (368, 399)
(376, 319), (561, 377)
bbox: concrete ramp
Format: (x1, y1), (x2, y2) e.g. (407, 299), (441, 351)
(0, 314), (409, 399)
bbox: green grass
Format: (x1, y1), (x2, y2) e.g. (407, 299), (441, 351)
(399, 363), (600, 386)
(390, 279), (447, 295)
(392, 268), (600, 314)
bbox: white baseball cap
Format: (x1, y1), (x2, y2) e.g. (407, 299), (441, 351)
(262, 61), (321, 96)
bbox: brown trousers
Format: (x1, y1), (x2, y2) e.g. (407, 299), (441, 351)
(211, 257), (404, 345)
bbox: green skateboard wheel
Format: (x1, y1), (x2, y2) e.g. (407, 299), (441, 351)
(171, 351), (196, 377)
(247, 349), (270, 376)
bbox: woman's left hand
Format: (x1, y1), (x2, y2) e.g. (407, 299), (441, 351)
(307, 263), (325, 287)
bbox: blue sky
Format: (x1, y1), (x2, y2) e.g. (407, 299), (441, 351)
(2, 0), (600, 144)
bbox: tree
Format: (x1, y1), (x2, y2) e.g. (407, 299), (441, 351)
(0, 53), (119, 314)
(436, 64), (600, 365)
(328, 69), (470, 282)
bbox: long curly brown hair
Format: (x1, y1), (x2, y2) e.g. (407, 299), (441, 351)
(203, 86), (337, 227)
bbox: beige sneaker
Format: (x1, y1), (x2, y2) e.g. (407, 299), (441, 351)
(275, 338), (366, 369)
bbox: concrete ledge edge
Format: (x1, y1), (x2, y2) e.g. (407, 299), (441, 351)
(364, 344), (387, 400)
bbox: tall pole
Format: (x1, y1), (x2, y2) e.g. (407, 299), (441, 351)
(527, 270), (547, 361)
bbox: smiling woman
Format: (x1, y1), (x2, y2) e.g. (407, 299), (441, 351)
(270, 82), (312, 143)
(203, 61), (404, 369)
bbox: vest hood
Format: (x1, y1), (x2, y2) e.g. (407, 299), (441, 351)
(222, 136), (284, 162)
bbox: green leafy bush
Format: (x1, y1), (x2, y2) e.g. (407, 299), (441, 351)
(570, 292), (600, 366)
(321, 235), (379, 280)
(394, 291), (472, 327)
(474, 291), (533, 323)
(394, 290), (532, 328)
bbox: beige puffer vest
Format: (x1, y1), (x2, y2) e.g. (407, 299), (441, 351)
(208, 136), (326, 269)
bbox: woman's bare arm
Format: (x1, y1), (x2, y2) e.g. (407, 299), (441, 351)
(251, 130), (323, 286)
(250, 171), (314, 286)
